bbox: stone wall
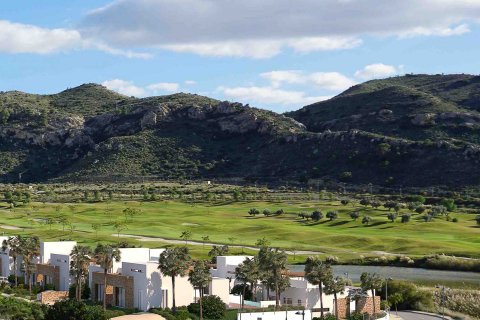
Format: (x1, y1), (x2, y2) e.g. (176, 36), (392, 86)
(356, 296), (381, 315)
(36, 264), (60, 290)
(37, 290), (68, 305)
(91, 272), (134, 309)
(336, 297), (348, 319)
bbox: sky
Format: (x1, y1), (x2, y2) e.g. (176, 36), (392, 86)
(1, 0), (480, 113)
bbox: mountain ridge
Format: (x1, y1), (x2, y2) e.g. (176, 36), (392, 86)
(1, 74), (479, 187)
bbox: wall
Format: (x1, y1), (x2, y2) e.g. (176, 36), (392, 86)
(40, 241), (76, 264)
(356, 296), (381, 315)
(114, 248), (151, 273)
(36, 264), (60, 290)
(50, 253), (71, 291)
(212, 256), (253, 278)
(210, 277), (230, 305)
(37, 290), (68, 305)
(91, 272), (135, 309)
(237, 310), (311, 320)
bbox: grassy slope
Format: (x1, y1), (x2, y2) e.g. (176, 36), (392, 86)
(1, 199), (478, 260)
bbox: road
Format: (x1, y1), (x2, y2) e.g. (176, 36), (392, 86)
(394, 311), (451, 320)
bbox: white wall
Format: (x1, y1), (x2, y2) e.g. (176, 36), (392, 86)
(50, 253), (71, 291)
(212, 256), (253, 278)
(237, 310), (311, 320)
(114, 248), (151, 272)
(41, 241), (76, 264)
(209, 277), (230, 305)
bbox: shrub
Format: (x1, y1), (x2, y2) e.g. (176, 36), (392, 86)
(378, 280), (433, 310)
(311, 210), (323, 221)
(350, 211), (360, 221)
(440, 198), (456, 212)
(401, 214), (411, 223)
(189, 295), (226, 320)
(44, 299), (107, 320)
(326, 211), (338, 221)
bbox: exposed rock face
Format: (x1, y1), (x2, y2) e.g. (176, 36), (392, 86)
(140, 111), (157, 129)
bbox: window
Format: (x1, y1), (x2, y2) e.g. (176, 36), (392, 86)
(286, 298), (292, 305)
(115, 287), (125, 308)
(298, 299), (302, 306)
(97, 284), (105, 302)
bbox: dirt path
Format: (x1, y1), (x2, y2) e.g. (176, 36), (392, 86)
(115, 233), (324, 255)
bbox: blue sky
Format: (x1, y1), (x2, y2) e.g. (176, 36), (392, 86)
(1, 0), (480, 112)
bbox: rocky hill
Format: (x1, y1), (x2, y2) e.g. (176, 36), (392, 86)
(1, 75), (480, 187)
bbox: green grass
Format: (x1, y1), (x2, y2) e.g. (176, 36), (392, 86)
(1, 199), (479, 263)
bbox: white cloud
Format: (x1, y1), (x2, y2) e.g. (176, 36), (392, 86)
(185, 80), (197, 85)
(261, 70), (356, 91)
(218, 85), (330, 106)
(260, 71), (305, 87)
(0, 20), (82, 54)
(103, 79), (180, 97)
(80, 0), (480, 58)
(147, 82), (179, 93)
(310, 72), (357, 91)
(102, 79), (146, 97)
(354, 63), (398, 80)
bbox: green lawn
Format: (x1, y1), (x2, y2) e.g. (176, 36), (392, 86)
(0, 199), (479, 261)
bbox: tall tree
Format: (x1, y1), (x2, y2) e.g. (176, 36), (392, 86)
(70, 245), (92, 301)
(258, 247), (288, 308)
(304, 256), (333, 319)
(1, 235), (23, 287)
(188, 260), (212, 320)
(93, 244), (121, 310)
(158, 247), (191, 314)
(324, 276), (346, 320)
(360, 272), (383, 314)
(22, 236), (40, 294)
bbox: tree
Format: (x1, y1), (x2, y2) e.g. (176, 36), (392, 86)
(57, 215), (70, 232)
(360, 198), (371, 207)
(1, 235), (23, 286)
(158, 247), (191, 314)
(258, 247), (289, 308)
(324, 276), (347, 320)
(389, 292), (403, 314)
(201, 235), (210, 249)
(350, 211), (360, 221)
(311, 210), (323, 222)
(304, 256), (333, 319)
(188, 260), (212, 320)
(123, 207), (141, 222)
(387, 212), (397, 222)
(409, 195), (426, 204)
(430, 205), (446, 217)
(360, 272), (383, 314)
(45, 218), (55, 230)
(188, 295), (226, 320)
(180, 230), (192, 245)
(93, 244), (121, 310)
(401, 214), (411, 223)
(70, 246), (92, 301)
(440, 199), (456, 212)
(208, 245), (229, 263)
(263, 209), (271, 216)
(371, 200), (382, 209)
(235, 258), (259, 307)
(475, 215), (480, 225)
(91, 223), (101, 239)
(341, 199), (350, 206)
(415, 206), (426, 214)
(326, 211), (338, 221)
(377, 143), (391, 156)
(255, 237), (271, 247)
(362, 216), (372, 225)
(384, 201), (397, 211)
(422, 214), (433, 222)
(113, 221), (127, 240)
(22, 236), (40, 294)
(248, 208), (259, 216)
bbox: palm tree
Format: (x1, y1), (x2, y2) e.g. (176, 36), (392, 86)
(158, 247), (191, 314)
(304, 256), (333, 319)
(1, 235), (23, 287)
(180, 230), (192, 245)
(93, 244), (121, 310)
(235, 259), (251, 308)
(360, 272), (383, 314)
(258, 247), (288, 308)
(22, 236), (40, 294)
(324, 276), (346, 320)
(70, 245), (92, 301)
(188, 260), (211, 320)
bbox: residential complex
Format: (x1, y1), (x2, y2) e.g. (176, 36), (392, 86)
(0, 236), (379, 318)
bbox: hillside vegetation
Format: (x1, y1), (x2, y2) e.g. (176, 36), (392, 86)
(1, 74), (480, 187)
